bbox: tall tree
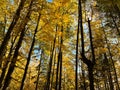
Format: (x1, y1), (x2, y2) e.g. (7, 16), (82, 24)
(20, 13), (41, 90)
(1, 0), (33, 89)
(0, 0), (26, 67)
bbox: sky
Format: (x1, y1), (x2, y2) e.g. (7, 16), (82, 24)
(47, 0), (53, 2)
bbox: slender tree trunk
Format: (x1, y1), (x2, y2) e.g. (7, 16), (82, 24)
(20, 12), (40, 90)
(50, 51), (56, 90)
(102, 64), (109, 90)
(55, 51), (60, 90)
(107, 47), (119, 90)
(87, 19), (95, 63)
(88, 64), (94, 90)
(0, 35), (17, 87)
(59, 51), (62, 90)
(77, 0), (84, 89)
(1, 1), (33, 89)
(81, 63), (87, 90)
(79, 0), (84, 55)
(107, 76), (111, 90)
(104, 54), (114, 90)
(0, 0), (26, 67)
(102, 22), (120, 90)
(107, 46), (120, 90)
(35, 50), (43, 90)
(2, 26), (26, 90)
(75, 0), (80, 89)
(63, 72), (66, 90)
(108, 69), (114, 90)
(87, 18), (95, 90)
(79, 0), (95, 90)
(46, 26), (57, 90)
(109, 11), (120, 35)
(55, 35), (61, 90)
(59, 26), (63, 90)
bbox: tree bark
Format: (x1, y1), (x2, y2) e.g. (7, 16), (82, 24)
(81, 63), (87, 90)
(50, 51), (56, 90)
(102, 22), (120, 90)
(88, 65), (94, 90)
(2, 25), (26, 90)
(75, 0), (80, 89)
(46, 26), (57, 90)
(0, 0), (26, 67)
(0, 35), (17, 87)
(55, 50), (60, 90)
(109, 11), (120, 35)
(59, 26), (63, 90)
(104, 54), (114, 90)
(20, 12), (40, 90)
(1, 0), (33, 89)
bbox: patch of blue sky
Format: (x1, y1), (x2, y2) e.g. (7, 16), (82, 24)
(47, 0), (53, 2)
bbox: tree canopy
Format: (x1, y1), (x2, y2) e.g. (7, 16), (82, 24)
(0, 0), (120, 90)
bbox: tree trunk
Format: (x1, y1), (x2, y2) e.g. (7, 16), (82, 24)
(50, 51), (56, 90)
(55, 51), (60, 90)
(2, 26), (26, 90)
(0, 35), (17, 87)
(1, 1), (33, 89)
(75, 0), (80, 89)
(87, 18), (95, 90)
(77, 0), (84, 89)
(20, 12), (40, 90)
(59, 26), (63, 90)
(0, 0), (26, 67)
(46, 26), (57, 90)
(102, 22), (119, 90)
(104, 54), (114, 90)
(88, 65), (94, 90)
(109, 11), (120, 35)
(108, 69), (114, 90)
(81, 63), (87, 90)
(79, 4), (95, 90)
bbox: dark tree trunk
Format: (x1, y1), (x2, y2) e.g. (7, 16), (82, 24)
(50, 51), (56, 90)
(46, 25), (57, 90)
(59, 26), (63, 90)
(75, 0), (80, 89)
(109, 11), (120, 35)
(0, 35), (17, 87)
(107, 46), (120, 90)
(81, 63), (87, 90)
(0, 0), (26, 67)
(2, 26), (26, 90)
(1, 1), (33, 89)
(108, 69), (114, 90)
(77, 0), (84, 89)
(87, 18), (95, 90)
(102, 23), (119, 90)
(55, 51), (60, 90)
(102, 64), (109, 90)
(78, 0), (95, 90)
(88, 65), (94, 90)
(88, 19), (95, 64)
(20, 12), (40, 90)
(104, 54), (114, 90)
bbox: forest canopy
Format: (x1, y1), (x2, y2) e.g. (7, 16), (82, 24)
(0, 0), (120, 90)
